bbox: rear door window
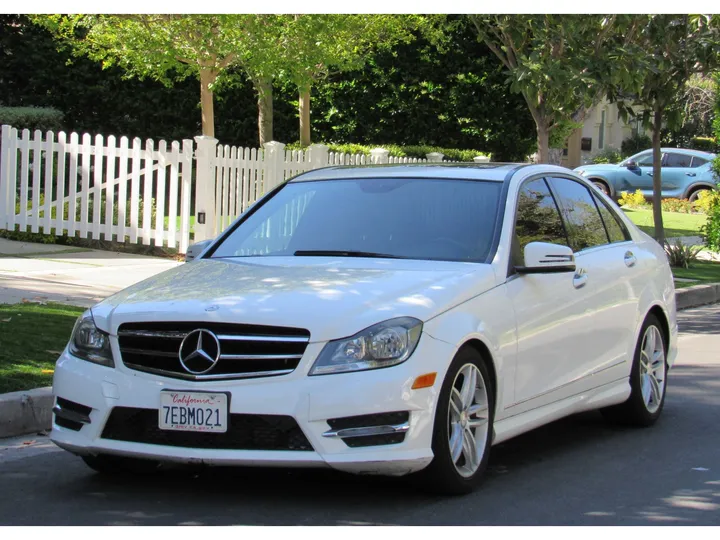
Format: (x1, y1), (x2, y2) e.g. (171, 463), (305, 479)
(664, 153), (693, 168)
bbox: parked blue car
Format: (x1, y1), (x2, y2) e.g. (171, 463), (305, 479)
(574, 148), (717, 202)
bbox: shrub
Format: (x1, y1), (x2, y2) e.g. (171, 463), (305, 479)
(286, 141), (490, 161)
(665, 239), (702, 269)
(621, 133), (652, 157)
(712, 155), (720, 180)
(661, 198), (694, 213)
(592, 147), (622, 164)
(702, 196), (720, 252)
(0, 106), (64, 132)
(693, 189), (720, 214)
(690, 136), (719, 153)
(618, 189), (649, 208)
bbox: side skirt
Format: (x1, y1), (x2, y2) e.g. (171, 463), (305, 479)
(491, 378), (631, 446)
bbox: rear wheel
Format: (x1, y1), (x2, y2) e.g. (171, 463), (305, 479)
(419, 348), (494, 495)
(688, 188), (709, 204)
(82, 454), (163, 476)
(602, 314), (668, 426)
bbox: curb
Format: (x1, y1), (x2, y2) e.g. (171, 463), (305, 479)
(0, 387), (53, 439)
(1, 285), (718, 440)
(676, 283), (720, 311)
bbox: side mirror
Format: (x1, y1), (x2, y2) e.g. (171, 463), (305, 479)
(185, 239), (213, 262)
(515, 242), (576, 274)
(626, 160), (638, 169)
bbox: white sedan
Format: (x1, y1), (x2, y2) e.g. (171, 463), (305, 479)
(51, 163), (677, 494)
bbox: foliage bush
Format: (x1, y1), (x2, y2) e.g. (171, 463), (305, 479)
(692, 189), (720, 214)
(661, 198), (694, 213)
(664, 239), (702, 269)
(690, 136), (719, 153)
(287, 141), (490, 161)
(703, 202), (720, 253)
(618, 189), (649, 208)
(712, 155), (720, 179)
(621, 133), (652, 157)
(0, 106), (64, 132)
(592, 147), (622, 164)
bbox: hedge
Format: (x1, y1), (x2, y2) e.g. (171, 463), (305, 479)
(287, 141), (490, 161)
(0, 106), (64, 132)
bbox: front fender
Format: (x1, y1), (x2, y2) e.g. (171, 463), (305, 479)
(422, 285), (517, 419)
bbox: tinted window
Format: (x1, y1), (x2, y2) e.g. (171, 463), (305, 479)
(548, 178), (609, 251)
(512, 179), (567, 265)
(664, 152), (692, 168)
(691, 157), (709, 168)
(635, 153), (654, 166)
(211, 178), (503, 262)
(592, 192), (630, 243)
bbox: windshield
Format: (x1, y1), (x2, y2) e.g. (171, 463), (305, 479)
(210, 177), (503, 263)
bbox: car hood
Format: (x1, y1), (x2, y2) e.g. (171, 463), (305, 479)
(92, 257), (498, 342)
(573, 164), (621, 174)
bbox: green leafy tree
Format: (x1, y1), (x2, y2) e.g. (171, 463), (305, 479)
(468, 15), (643, 164)
(277, 15), (429, 146)
(606, 14), (720, 245)
(33, 14), (258, 137)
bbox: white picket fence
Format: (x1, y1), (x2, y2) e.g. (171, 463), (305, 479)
(1, 125), (481, 253)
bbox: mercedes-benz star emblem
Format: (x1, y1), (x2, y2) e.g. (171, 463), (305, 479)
(178, 329), (221, 375)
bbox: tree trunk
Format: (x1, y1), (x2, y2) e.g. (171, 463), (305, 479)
(548, 148), (564, 165)
(256, 77), (273, 146)
(536, 122), (550, 164)
(299, 87), (311, 147)
(199, 69), (216, 138)
(651, 106), (665, 245)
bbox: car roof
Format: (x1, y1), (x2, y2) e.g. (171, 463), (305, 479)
(636, 148), (716, 159)
(290, 163), (549, 183)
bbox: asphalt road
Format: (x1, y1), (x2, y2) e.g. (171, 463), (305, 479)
(2, 304), (720, 526)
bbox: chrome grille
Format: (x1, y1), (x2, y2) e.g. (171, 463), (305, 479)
(117, 322), (310, 381)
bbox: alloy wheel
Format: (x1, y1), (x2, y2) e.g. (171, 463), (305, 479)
(447, 363), (490, 478)
(639, 325), (666, 414)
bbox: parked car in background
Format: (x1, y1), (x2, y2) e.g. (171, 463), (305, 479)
(51, 163), (677, 494)
(574, 148), (717, 202)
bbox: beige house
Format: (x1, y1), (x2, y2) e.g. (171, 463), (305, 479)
(562, 98), (649, 169)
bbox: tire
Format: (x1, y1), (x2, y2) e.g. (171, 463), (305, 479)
(591, 180), (611, 197)
(418, 347), (495, 495)
(688, 188), (709, 204)
(82, 454), (163, 476)
(601, 314), (668, 427)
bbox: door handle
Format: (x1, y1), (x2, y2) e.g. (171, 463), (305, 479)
(647, 172), (653, 177)
(624, 251), (637, 267)
(686, 172), (696, 177)
(573, 269), (588, 289)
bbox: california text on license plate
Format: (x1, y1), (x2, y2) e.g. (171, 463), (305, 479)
(159, 391), (228, 433)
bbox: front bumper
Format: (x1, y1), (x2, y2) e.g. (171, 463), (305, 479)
(51, 332), (455, 476)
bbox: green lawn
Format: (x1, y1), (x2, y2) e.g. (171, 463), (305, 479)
(623, 208), (707, 238)
(672, 259), (720, 288)
(0, 303), (84, 394)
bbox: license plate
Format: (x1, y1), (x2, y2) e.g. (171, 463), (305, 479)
(159, 391), (228, 433)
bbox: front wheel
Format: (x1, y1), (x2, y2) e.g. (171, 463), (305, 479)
(688, 189), (709, 204)
(418, 348), (494, 495)
(592, 180), (611, 197)
(602, 315), (668, 426)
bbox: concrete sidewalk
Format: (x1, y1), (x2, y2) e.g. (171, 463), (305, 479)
(0, 238), (182, 307)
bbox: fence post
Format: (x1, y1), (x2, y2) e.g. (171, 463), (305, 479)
(193, 135), (218, 242)
(307, 144), (329, 171)
(0, 125), (10, 228)
(426, 152), (444, 163)
(370, 147), (389, 164)
(263, 141), (286, 193)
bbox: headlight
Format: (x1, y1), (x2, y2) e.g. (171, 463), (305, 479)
(68, 311), (115, 368)
(309, 317), (423, 376)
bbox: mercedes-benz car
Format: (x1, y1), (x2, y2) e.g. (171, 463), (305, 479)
(51, 163), (677, 494)
(574, 148), (717, 201)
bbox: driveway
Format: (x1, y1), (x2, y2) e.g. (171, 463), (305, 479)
(0, 239), (181, 307)
(0, 303), (718, 525)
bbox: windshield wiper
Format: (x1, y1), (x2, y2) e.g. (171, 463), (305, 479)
(293, 250), (409, 259)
